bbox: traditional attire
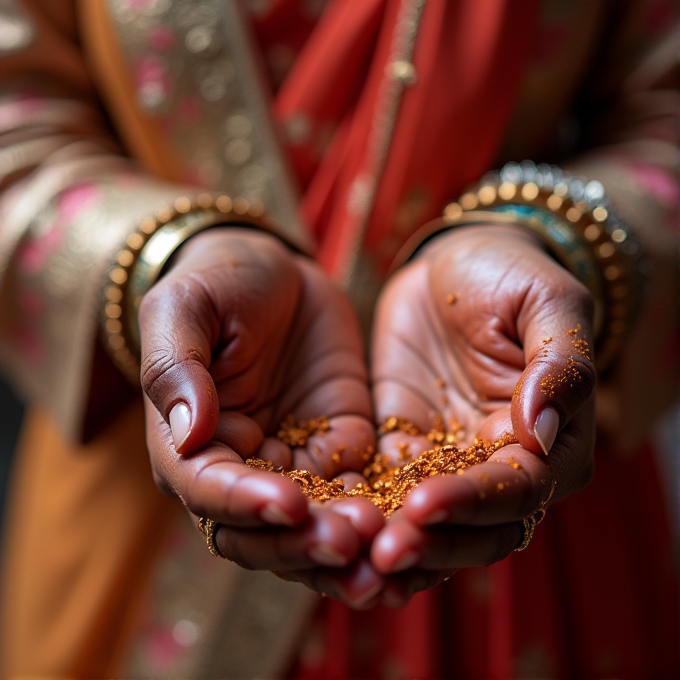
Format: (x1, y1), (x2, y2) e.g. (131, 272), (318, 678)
(0, 0), (678, 677)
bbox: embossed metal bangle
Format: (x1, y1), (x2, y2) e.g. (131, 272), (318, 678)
(102, 193), (277, 383)
(444, 161), (647, 372)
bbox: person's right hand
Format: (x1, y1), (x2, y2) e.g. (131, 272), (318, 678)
(138, 227), (379, 584)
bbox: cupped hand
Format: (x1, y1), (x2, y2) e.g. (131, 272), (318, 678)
(138, 227), (376, 577)
(368, 224), (597, 605)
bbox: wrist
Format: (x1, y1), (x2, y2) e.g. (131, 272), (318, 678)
(169, 226), (289, 269)
(101, 193), (294, 383)
(417, 221), (548, 260)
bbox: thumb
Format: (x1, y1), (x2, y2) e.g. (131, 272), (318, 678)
(512, 309), (596, 457)
(138, 277), (220, 455)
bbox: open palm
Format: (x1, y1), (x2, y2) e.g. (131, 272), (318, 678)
(369, 225), (597, 605)
(139, 228), (380, 580)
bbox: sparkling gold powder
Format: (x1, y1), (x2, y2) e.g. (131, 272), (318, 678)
(379, 416), (420, 436)
(540, 327), (591, 397)
(277, 414), (330, 447)
(246, 431), (518, 516)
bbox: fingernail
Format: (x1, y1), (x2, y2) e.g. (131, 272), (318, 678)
(260, 502), (296, 527)
(308, 544), (348, 568)
(391, 550), (420, 573)
(420, 508), (449, 526)
(347, 582), (383, 608)
(169, 403), (192, 453)
(534, 407), (559, 456)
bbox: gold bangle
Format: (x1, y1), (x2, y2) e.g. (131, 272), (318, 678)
(515, 478), (556, 552)
(452, 162), (646, 371)
(102, 193), (279, 383)
(393, 161), (645, 372)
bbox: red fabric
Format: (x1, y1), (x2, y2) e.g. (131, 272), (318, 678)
(256, 0), (539, 277)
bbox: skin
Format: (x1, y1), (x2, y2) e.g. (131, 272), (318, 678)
(138, 223), (596, 608)
(139, 228), (381, 598)
(368, 224), (596, 606)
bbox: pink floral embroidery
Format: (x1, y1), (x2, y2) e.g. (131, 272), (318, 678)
(57, 183), (100, 221)
(16, 226), (62, 273)
(146, 626), (184, 669)
(177, 96), (201, 123)
(148, 26), (176, 52)
(16, 183), (100, 273)
(135, 56), (173, 98)
(627, 163), (679, 209)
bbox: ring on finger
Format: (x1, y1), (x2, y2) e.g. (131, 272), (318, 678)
(514, 479), (556, 552)
(197, 516), (227, 559)
(515, 515), (538, 551)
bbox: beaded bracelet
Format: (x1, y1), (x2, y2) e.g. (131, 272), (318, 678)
(102, 193), (283, 383)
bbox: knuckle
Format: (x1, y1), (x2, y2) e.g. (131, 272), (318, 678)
(573, 355), (597, 392)
(140, 349), (176, 397)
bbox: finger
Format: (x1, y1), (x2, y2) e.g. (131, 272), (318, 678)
(333, 471), (365, 490)
(145, 400), (308, 527)
(372, 513), (523, 574)
(370, 511), (423, 574)
(476, 401), (594, 501)
(215, 508), (361, 571)
(283, 559), (385, 609)
(259, 437), (292, 469)
(139, 275), (220, 454)
(402, 454), (547, 527)
(144, 395), (292, 520)
(212, 411), (265, 458)
(188, 459), (310, 528)
(377, 430), (434, 465)
(513, 281), (596, 456)
(305, 414), (375, 479)
(325, 497), (385, 545)
(290, 414), (375, 479)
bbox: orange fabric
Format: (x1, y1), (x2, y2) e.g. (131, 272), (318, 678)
(79, 0), (187, 183)
(0, 404), (179, 677)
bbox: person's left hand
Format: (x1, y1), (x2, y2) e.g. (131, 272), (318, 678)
(366, 224), (597, 606)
